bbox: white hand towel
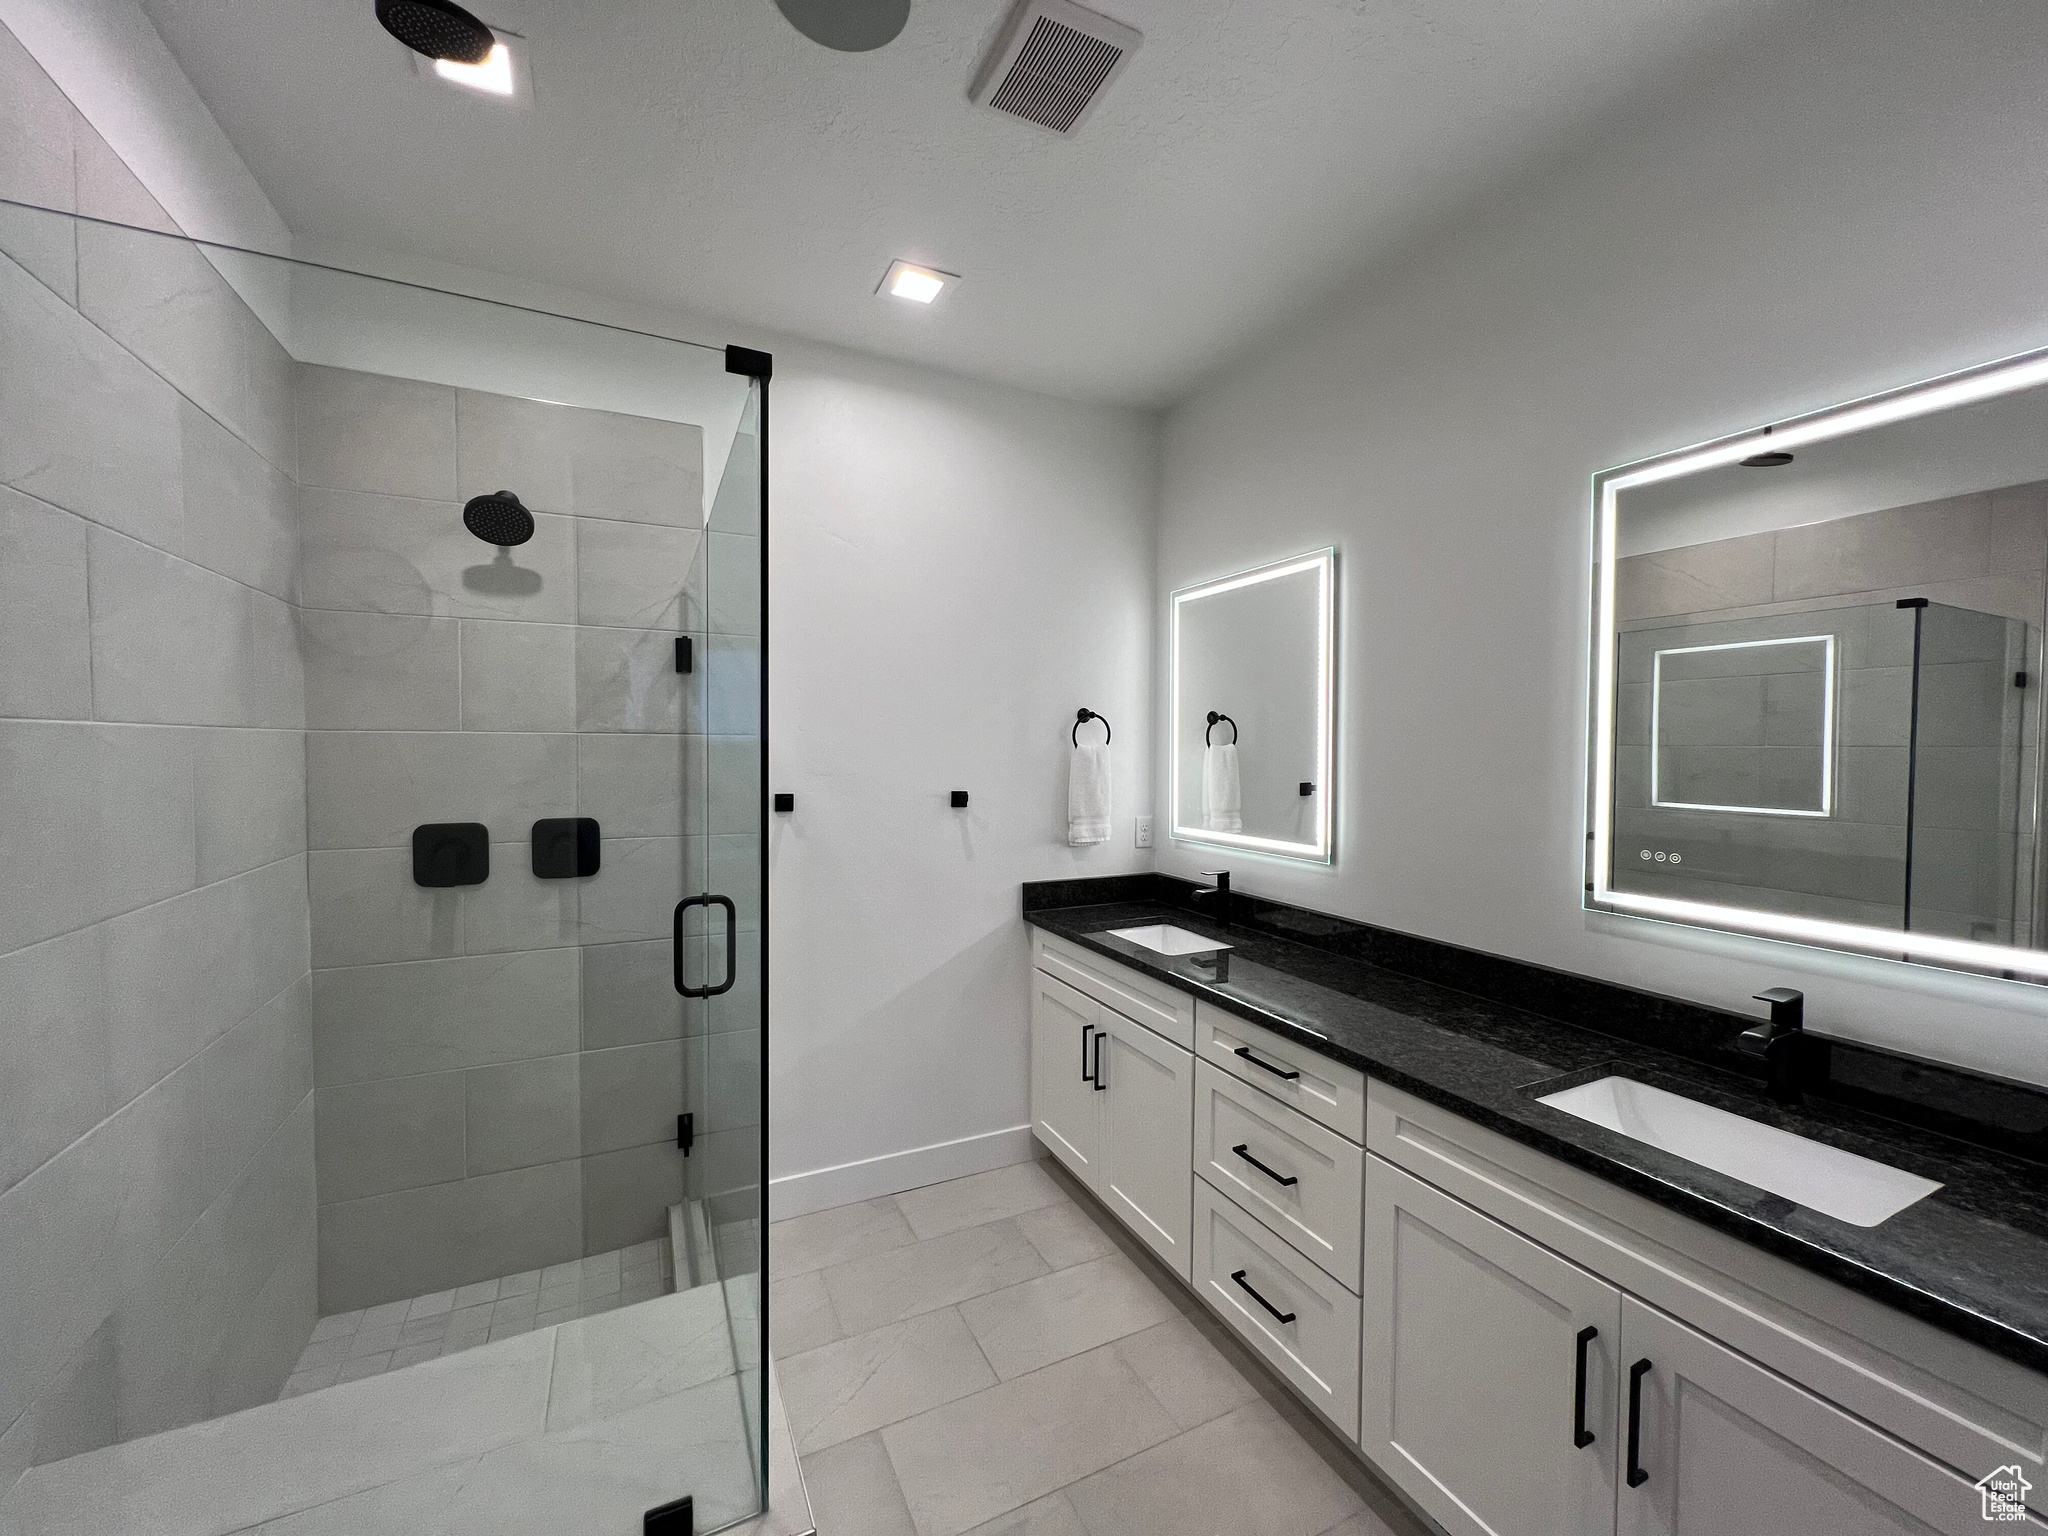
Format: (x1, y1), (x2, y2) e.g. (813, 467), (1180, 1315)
(1203, 743), (1242, 832)
(1068, 743), (1111, 846)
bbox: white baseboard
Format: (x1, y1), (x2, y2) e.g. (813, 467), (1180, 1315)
(768, 1124), (1037, 1221)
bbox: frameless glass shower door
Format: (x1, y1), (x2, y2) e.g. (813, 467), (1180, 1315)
(0, 196), (768, 1534)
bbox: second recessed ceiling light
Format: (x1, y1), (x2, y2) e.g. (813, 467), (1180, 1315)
(880, 260), (958, 304)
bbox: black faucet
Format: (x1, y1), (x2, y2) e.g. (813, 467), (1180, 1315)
(1194, 870), (1231, 924)
(1740, 987), (1809, 1105)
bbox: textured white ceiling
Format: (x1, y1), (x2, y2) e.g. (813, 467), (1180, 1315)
(137, 0), (1787, 406)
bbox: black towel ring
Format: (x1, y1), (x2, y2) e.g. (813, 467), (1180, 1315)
(1073, 708), (1112, 746)
(1206, 711), (1238, 746)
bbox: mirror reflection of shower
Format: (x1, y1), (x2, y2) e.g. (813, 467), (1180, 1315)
(461, 488), (545, 595)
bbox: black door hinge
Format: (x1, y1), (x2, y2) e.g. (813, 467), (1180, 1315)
(678, 1113), (694, 1156)
(645, 1494), (693, 1536)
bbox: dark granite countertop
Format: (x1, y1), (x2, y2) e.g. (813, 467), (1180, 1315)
(1025, 895), (2048, 1375)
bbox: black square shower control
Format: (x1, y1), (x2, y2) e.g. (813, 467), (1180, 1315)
(532, 817), (600, 879)
(413, 823), (488, 887)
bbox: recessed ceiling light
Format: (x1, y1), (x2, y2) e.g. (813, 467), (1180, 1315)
(880, 260), (957, 304)
(408, 27), (530, 104)
(435, 38), (513, 93)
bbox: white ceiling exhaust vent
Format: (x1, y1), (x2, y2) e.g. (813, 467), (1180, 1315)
(970, 0), (1141, 136)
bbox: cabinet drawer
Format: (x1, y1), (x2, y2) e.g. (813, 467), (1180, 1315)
(1197, 1001), (1365, 1143)
(1193, 1178), (1361, 1441)
(1194, 1060), (1363, 1291)
(1036, 932), (1196, 1050)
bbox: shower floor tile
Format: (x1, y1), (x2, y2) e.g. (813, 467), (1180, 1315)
(280, 1239), (673, 1398)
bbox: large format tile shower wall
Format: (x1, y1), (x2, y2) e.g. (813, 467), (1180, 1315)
(0, 23), (314, 1481)
(299, 365), (762, 1313)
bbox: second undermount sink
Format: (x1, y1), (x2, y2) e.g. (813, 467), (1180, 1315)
(1105, 924), (1233, 956)
(1536, 1075), (1942, 1227)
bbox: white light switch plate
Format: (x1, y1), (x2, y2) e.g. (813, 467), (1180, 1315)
(1134, 817), (1153, 848)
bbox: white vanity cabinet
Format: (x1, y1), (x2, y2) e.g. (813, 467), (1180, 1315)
(1363, 1156), (1622, 1536)
(1616, 1296), (2016, 1536)
(1030, 936), (1195, 1280)
(1027, 930), (2048, 1534)
(1094, 1006), (1197, 1278)
(1363, 1079), (2048, 1536)
(1029, 969), (1101, 1183)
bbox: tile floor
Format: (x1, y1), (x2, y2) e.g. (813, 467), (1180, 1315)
(2, 1280), (803, 1536)
(770, 1158), (1428, 1536)
(280, 1240), (673, 1398)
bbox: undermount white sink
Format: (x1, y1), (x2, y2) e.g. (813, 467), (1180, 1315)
(1536, 1076), (1942, 1228)
(1105, 924), (1233, 956)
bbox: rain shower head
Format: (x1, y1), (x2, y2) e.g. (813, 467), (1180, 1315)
(463, 490), (535, 546)
(376, 0), (496, 64)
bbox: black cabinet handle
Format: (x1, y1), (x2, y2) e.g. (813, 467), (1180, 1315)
(1081, 1024), (1095, 1084)
(1233, 1046), (1300, 1081)
(672, 894), (738, 998)
(1572, 1326), (1598, 1448)
(1228, 1269), (1296, 1324)
(1626, 1358), (1651, 1487)
(1092, 1028), (1106, 1090)
(1231, 1144), (1299, 1187)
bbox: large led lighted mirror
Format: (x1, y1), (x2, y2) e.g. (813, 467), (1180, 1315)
(1172, 549), (1336, 863)
(1589, 348), (2048, 979)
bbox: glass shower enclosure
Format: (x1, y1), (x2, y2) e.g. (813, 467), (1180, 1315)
(0, 198), (767, 1533)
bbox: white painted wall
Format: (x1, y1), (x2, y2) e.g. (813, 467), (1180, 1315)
(1155, 0), (2048, 1088)
(767, 349), (1157, 1214)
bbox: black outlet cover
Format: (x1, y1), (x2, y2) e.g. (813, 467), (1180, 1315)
(533, 817), (601, 879)
(413, 823), (489, 887)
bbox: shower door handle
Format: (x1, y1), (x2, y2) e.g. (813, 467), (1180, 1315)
(674, 893), (738, 998)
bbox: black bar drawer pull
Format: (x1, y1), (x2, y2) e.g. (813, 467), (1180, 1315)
(1231, 1144), (1299, 1186)
(1233, 1046), (1300, 1081)
(1092, 1028), (1106, 1090)
(1572, 1326), (1597, 1448)
(1081, 1023), (1096, 1084)
(1626, 1358), (1651, 1487)
(1228, 1268), (1296, 1324)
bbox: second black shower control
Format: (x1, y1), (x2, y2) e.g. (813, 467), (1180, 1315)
(532, 818), (600, 878)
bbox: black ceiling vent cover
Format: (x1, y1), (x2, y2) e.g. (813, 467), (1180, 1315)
(971, 0), (1142, 137)
(376, 0), (495, 64)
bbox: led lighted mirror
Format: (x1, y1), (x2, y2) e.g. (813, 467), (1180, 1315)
(1172, 549), (1336, 863)
(1589, 348), (2048, 979)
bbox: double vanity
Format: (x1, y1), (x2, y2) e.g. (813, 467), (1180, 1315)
(1024, 876), (2048, 1535)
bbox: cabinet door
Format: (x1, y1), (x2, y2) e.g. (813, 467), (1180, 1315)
(1094, 1007), (1195, 1281)
(1030, 971), (1100, 1188)
(1617, 1296), (2038, 1536)
(1363, 1156), (1621, 1536)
